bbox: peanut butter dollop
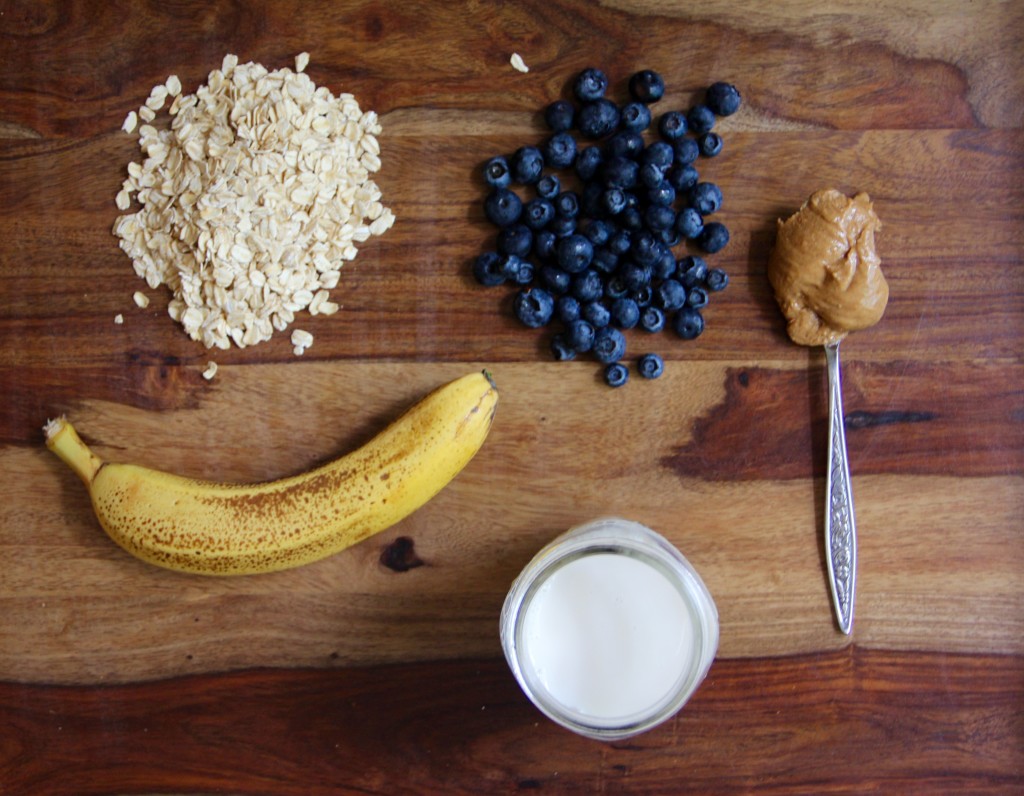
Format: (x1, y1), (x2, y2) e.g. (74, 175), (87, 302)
(767, 189), (888, 347)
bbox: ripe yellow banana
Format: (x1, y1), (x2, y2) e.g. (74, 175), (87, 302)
(45, 370), (498, 575)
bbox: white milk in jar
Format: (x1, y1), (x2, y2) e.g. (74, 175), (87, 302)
(500, 518), (718, 740)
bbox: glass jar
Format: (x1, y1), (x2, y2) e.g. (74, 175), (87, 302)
(500, 517), (719, 741)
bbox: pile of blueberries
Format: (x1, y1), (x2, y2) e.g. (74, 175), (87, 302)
(472, 67), (741, 387)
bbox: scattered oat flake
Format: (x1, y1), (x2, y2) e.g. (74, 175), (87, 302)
(295, 52), (309, 73)
(291, 328), (313, 348)
(133, 291), (150, 308)
(114, 314), (124, 325)
(510, 53), (529, 73)
(145, 87), (167, 112)
(121, 111), (137, 133)
(202, 361), (218, 380)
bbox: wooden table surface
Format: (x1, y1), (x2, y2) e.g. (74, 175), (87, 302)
(2, 1), (1022, 793)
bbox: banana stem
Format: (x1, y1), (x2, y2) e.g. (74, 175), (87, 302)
(44, 417), (104, 486)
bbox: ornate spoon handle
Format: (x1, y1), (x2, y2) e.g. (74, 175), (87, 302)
(825, 342), (856, 634)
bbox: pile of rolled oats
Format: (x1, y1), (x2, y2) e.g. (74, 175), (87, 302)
(113, 53), (395, 352)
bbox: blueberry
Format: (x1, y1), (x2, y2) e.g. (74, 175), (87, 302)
(582, 300), (611, 328)
(533, 229), (557, 261)
(602, 156), (639, 189)
(640, 161), (666, 189)
(513, 288), (555, 328)
(604, 362), (630, 388)
(619, 101), (652, 132)
(557, 295), (581, 323)
(675, 207), (704, 239)
(611, 296), (640, 329)
(498, 223), (533, 258)
(629, 231), (660, 267)
(556, 234), (594, 273)
(673, 137), (700, 165)
(574, 67), (609, 102)
(673, 306), (705, 339)
(549, 215), (577, 237)
(566, 319), (596, 352)
(659, 111), (688, 141)
(577, 99), (620, 139)
(640, 305), (666, 333)
(643, 141), (675, 171)
(523, 197), (555, 230)
(604, 275), (630, 300)
(678, 255), (708, 288)
(690, 182), (723, 215)
(575, 146), (604, 180)
(686, 286), (709, 308)
(629, 70), (665, 103)
(647, 181), (676, 206)
(667, 163), (699, 192)
(550, 334), (576, 361)
(545, 99), (576, 132)
(631, 285), (653, 308)
(472, 251), (506, 286)
(555, 191), (580, 219)
(698, 132), (723, 158)
(620, 206), (644, 232)
(706, 81), (742, 117)
(705, 267), (730, 291)
(591, 246), (618, 273)
(536, 174), (561, 199)
(544, 132), (577, 169)
(656, 228), (682, 247)
(608, 229), (632, 256)
(656, 278), (687, 310)
(571, 269), (604, 302)
(610, 276), (643, 307)
(698, 222), (730, 253)
(484, 188), (523, 227)
(601, 187), (628, 216)
(605, 131), (644, 160)
(580, 180), (604, 217)
(620, 262), (652, 293)
(474, 75), (735, 359)
(583, 218), (613, 246)
(483, 156), (511, 189)
(637, 353), (664, 379)
(499, 253), (524, 281)
(687, 104), (715, 134)
(512, 146), (545, 184)
(514, 260), (536, 285)
(540, 265), (571, 294)
(644, 204), (675, 231)
(593, 327), (627, 363)
(653, 246), (677, 280)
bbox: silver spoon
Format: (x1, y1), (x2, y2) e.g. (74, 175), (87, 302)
(824, 342), (856, 634)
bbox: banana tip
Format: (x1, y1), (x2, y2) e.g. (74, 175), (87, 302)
(43, 415), (68, 443)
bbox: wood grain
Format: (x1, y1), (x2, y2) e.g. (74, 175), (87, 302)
(2, 131), (1022, 373)
(2, 362), (1022, 684)
(2, 651), (1022, 795)
(0, 0), (1022, 791)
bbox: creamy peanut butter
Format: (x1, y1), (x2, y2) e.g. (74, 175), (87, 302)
(767, 189), (888, 347)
